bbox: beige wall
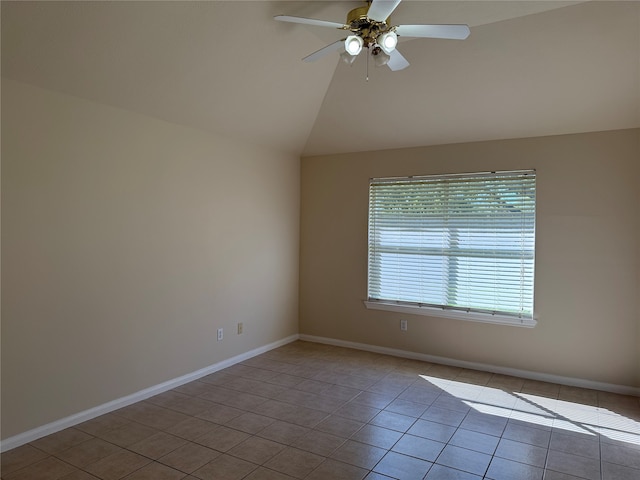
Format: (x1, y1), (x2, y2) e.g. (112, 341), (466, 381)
(1, 79), (300, 439)
(300, 129), (640, 388)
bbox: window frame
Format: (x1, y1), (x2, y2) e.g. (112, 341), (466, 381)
(365, 170), (537, 328)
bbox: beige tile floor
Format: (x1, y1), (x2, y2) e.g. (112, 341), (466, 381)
(2, 341), (640, 480)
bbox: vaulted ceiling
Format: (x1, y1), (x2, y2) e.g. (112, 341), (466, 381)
(2, 1), (639, 157)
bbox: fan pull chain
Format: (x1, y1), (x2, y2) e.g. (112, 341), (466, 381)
(366, 47), (369, 81)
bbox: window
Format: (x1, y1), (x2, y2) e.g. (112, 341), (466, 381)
(366, 170), (536, 327)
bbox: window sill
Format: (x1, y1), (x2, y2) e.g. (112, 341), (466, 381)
(363, 300), (537, 328)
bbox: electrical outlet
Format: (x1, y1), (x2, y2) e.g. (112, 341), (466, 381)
(237, 322), (243, 335)
(217, 328), (223, 341)
(400, 319), (408, 331)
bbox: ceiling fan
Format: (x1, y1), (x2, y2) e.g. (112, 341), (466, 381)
(274, 0), (470, 71)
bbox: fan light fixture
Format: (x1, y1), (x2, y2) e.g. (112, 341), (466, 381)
(378, 31), (398, 54)
(345, 35), (364, 56)
(372, 50), (390, 67)
(340, 51), (358, 65)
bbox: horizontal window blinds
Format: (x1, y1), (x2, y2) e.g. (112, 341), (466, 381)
(368, 170), (536, 320)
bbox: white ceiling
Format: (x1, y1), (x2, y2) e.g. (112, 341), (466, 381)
(2, 1), (639, 157)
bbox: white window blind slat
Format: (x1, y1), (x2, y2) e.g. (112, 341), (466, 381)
(367, 170), (536, 320)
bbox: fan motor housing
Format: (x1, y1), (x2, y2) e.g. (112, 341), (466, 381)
(346, 5), (391, 47)
(346, 5), (371, 27)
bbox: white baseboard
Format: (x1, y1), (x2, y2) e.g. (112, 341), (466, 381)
(299, 334), (640, 397)
(0, 334), (300, 453)
(4, 332), (636, 453)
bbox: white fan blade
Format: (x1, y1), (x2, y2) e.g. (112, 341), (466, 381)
(387, 48), (409, 71)
(303, 39), (345, 62)
(367, 0), (402, 22)
(396, 24), (470, 40)
(274, 15), (345, 29)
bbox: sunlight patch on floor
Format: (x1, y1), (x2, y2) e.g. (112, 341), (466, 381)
(419, 374), (640, 445)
